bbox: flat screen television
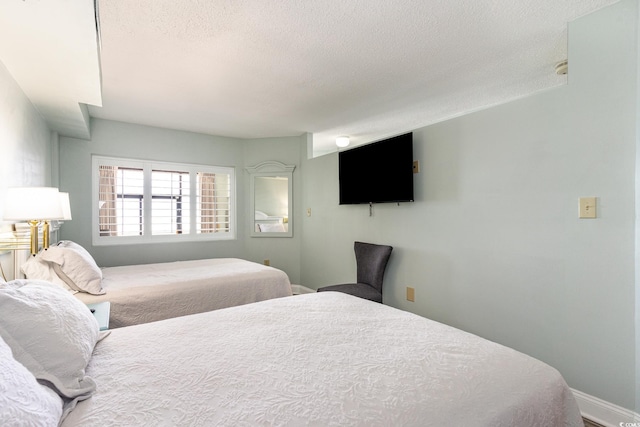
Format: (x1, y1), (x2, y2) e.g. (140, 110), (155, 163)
(339, 132), (414, 205)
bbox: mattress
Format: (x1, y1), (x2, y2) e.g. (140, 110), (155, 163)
(62, 292), (583, 427)
(75, 258), (292, 328)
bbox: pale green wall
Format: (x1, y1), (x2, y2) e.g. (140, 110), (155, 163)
(635, 0), (640, 415)
(0, 60), (52, 202)
(0, 59), (53, 278)
(59, 119), (247, 267)
(300, 0), (637, 410)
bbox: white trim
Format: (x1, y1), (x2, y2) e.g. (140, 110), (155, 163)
(291, 284), (314, 295)
(245, 161), (296, 174)
(91, 155), (237, 245)
(572, 388), (639, 426)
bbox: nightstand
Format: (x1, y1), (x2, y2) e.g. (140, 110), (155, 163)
(87, 302), (110, 331)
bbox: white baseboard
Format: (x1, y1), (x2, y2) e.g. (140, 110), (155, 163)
(572, 388), (639, 426)
(291, 284), (315, 294)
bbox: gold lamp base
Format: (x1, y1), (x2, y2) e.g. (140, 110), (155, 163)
(27, 220), (40, 256)
(42, 220), (52, 250)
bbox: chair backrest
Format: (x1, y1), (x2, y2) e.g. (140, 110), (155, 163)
(354, 241), (393, 292)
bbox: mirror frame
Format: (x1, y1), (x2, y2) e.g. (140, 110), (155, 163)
(246, 161), (295, 238)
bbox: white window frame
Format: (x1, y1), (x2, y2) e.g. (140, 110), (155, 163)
(92, 155), (236, 246)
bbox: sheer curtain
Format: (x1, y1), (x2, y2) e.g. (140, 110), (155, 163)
(199, 173), (216, 233)
(99, 166), (118, 236)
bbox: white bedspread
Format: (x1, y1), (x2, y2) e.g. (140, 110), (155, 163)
(75, 258), (292, 328)
(62, 293), (582, 427)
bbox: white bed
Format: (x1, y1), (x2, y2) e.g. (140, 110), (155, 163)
(21, 241), (292, 328)
(57, 292), (582, 427)
(74, 258), (293, 328)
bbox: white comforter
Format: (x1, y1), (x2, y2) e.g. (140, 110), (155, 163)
(75, 258), (292, 328)
(62, 292), (582, 427)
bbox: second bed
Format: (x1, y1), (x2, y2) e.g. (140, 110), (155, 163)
(75, 257), (292, 328)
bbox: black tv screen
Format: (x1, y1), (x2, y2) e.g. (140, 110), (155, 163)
(339, 133), (414, 205)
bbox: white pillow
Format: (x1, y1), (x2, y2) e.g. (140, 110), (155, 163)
(21, 252), (75, 292)
(0, 334), (63, 425)
(0, 279), (100, 401)
(40, 241), (104, 295)
(258, 222), (286, 232)
(54, 241), (97, 264)
(0, 334), (63, 426)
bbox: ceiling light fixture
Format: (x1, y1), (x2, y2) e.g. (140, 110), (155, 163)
(336, 137), (350, 148)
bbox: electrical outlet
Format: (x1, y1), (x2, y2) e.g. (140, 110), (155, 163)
(406, 287), (415, 302)
(263, 259), (270, 266)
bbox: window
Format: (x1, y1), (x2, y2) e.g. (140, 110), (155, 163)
(93, 156), (235, 245)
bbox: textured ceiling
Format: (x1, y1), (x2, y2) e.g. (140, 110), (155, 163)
(0, 1), (619, 156)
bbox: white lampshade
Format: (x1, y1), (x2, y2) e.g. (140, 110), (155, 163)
(58, 192), (72, 220)
(3, 187), (64, 220)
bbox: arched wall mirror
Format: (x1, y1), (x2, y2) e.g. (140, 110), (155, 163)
(246, 161), (295, 238)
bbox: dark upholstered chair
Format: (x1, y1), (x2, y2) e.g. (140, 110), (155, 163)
(317, 241), (393, 303)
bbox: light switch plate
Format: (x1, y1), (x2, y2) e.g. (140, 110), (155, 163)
(579, 197), (597, 219)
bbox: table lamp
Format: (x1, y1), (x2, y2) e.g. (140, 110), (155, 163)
(3, 187), (65, 255)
